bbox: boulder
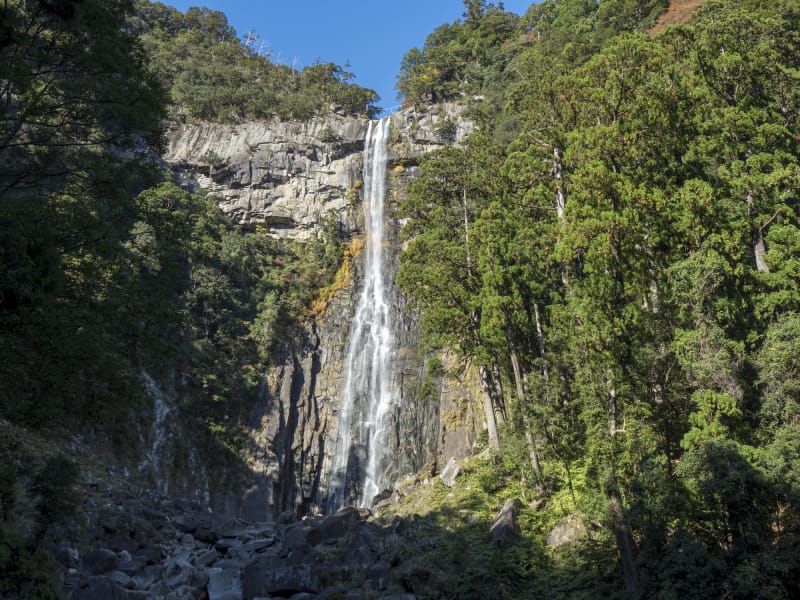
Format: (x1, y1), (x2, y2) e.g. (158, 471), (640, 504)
(439, 457), (460, 488)
(546, 514), (587, 547)
(69, 576), (127, 600)
(82, 548), (118, 575)
(488, 498), (522, 546)
(242, 557), (320, 598)
(194, 548), (220, 568)
(207, 567), (243, 600)
(307, 506), (361, 545)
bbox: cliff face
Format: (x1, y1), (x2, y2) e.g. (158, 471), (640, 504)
(163, 102), (475, 239)
(164, 115), (367, 239)
(160, 103), (484, 519)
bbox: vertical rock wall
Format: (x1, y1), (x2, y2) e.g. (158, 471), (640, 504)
(164, 103), (487, 518)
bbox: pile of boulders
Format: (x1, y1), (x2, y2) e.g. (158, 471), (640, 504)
(56, 497), (418, 600)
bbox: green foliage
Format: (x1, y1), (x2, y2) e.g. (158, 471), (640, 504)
(0, 426), (78, 599)
(400, 0), (800, 596)
(132, 1), (380, 121)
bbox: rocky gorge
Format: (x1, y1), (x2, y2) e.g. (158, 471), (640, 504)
(150, 102), (490, 522)
(24, 102), (506, 599)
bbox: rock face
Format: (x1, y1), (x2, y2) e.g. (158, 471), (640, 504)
(249, 104), (486, 517)
(165, 115), (367, 239)
(160, 103), (487, 519)
(162, 102), (474, 241)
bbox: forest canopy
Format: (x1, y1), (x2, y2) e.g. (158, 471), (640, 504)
(395, 0), (800, 596)
(130, 1), (381, 122)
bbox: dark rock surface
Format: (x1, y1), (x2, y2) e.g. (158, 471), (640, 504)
(54, 487), (433, 600)
(489, 498), (523, 546)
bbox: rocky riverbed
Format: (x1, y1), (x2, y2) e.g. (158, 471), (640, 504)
(50, 468), (522, 600)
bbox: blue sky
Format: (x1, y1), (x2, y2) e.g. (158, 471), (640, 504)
(163, 1), (535, 114)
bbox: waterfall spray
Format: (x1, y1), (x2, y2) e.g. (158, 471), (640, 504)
(326, 117), (395, 512)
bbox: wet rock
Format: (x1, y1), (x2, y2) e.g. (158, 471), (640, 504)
(489, 498), (522, 546)
(367, 561), (391, 591)
(439, 457), (460, 488)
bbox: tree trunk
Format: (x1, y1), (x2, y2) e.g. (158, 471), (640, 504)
(747, 190), (769, 272)
(479, 365), (500, 450)
(553, 147), (566, 227)
(608, 491), (640, 593)
(491, 363), (507, 424)
(509, 343), (543, 478)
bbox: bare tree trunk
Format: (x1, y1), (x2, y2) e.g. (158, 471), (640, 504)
(479, 365), (500, 450)
(509, 344), (543, 478)
(747, 190), (769, 272)
(553, 147), (566, 227)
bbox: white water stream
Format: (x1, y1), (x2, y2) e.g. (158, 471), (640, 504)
(326, 117), (395, 512)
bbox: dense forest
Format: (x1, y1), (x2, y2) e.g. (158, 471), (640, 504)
(394, 0), (800, 597)
(0, 1), (355, 592)
(2, 0), (800, 597)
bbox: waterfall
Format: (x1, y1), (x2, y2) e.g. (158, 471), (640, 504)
(326, 117), (395, 512)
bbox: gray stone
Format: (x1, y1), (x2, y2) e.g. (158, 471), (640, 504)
(194, 548), (219, 568)
(83, 548), (118, 575)
(241, 484), (270, 523)
(207, 567), (243, 600)
(546, 514), (587, 547)
(70, 576), (127, 600)
(215, 538), (241, 553)
(218, 518), (248, 538)
(242, 557), (320, 598)
(195, 524), (219, 544)
(307, 506), (361, 545)
(108, 570), (132, 587)
(51, 544), (79, 569)
(167, 563), (192, 589)
(172, 511), (213, 534)
(439, 457), (460, 488)
(241, 537), (276, 553)
(134, 543), (163, 564)
(489, 498), (522, 546)
(131, 572), (156, 591)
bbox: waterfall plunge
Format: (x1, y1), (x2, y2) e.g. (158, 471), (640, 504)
(326, 117), (396, 512)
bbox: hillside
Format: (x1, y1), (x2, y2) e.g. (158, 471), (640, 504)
(2, 0), (800, 599)
(649, 0), (704, 33)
